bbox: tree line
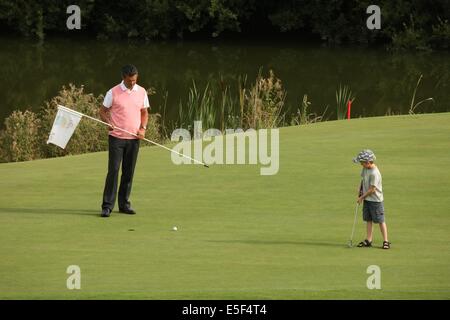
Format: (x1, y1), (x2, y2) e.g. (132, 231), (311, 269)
(0, 0), (448, 50)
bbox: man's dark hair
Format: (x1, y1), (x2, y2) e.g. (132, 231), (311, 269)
(122, 64), (138, 77)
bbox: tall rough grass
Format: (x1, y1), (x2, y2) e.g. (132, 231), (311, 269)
(336, 84), (355, 120)
(176, 70), (287, 134)
(2, 71), (379, 163)
(242, 70), (286, 129)
(178, 80), (216, 131)
(408, 74), (434, 115)
(290, 95), (329, 126)
(220, 77), (239, 131)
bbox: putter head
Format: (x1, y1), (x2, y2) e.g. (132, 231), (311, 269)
(347, 240), (353, 248)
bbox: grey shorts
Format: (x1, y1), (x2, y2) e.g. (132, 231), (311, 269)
(363, 200), (385, 223)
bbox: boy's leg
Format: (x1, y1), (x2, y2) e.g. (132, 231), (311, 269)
(362, 201), (373, 242)
(366, 221), (373, 242)
(379, 223), (388, 242)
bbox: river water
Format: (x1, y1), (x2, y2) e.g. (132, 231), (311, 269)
(0, 36), (449, 127)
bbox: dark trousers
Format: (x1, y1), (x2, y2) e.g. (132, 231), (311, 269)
(102, 135), (140, 211)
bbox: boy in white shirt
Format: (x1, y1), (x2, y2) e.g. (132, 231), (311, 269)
(353, 150), (391, 249)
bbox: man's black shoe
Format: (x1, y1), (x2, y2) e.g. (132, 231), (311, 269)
(101, 208), (111, 217)
(119, 207), (136, 215)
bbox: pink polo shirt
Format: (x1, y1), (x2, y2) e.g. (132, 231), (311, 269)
(103, 81), (150, 139)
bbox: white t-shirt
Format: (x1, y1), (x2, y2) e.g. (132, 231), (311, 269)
(361, 166), (383, 202)
(103, 81), (150, 109)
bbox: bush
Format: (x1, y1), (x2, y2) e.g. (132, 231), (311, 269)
(38, 84), (109, 158)
(0, 110), (41, 162)
(0, 84), (164, 163)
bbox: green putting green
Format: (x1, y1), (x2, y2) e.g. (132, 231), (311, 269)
(0, 113), (449, 299)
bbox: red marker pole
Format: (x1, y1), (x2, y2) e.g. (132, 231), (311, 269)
(347, 100), (352, 120)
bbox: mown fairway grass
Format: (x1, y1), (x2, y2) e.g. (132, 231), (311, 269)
(0, 113), (449, 299)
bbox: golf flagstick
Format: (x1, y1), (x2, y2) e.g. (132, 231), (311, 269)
(58, 105), (209, 167)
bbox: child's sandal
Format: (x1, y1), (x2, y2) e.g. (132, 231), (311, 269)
(382, 241), (391, 249)
(357, 239), (372, 247)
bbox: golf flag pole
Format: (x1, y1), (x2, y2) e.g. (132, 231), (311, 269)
(50, 105), (209, 168)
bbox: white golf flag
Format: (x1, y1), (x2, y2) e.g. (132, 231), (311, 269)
(47, 105), (82, 149)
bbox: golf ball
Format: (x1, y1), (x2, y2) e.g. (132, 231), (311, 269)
(172, 226), (178, 231)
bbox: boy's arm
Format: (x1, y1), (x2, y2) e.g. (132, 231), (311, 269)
(357, 186), (376, 204)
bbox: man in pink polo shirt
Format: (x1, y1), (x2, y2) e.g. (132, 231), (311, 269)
(99, 64), (149, 217)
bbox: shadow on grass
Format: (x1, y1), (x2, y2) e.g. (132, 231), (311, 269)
(0, 207), (99, 217)
(206, 239), (345, 248)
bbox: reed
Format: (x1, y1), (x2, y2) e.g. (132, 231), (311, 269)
(336, 84), (355, 120)
(291, 95), (329, 125)
(408, 74), (434, 115)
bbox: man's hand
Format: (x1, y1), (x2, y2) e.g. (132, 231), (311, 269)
(108, 124), (115, 131)
(137, 128), (146, 139)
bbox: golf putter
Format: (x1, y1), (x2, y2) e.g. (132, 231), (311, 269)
(348, 202), (360, 248)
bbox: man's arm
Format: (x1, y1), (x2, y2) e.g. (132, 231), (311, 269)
(137, 108), (149, 139)
(99, 106), (114, 130)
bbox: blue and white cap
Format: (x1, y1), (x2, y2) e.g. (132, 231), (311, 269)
(353, 149), (376, 163)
